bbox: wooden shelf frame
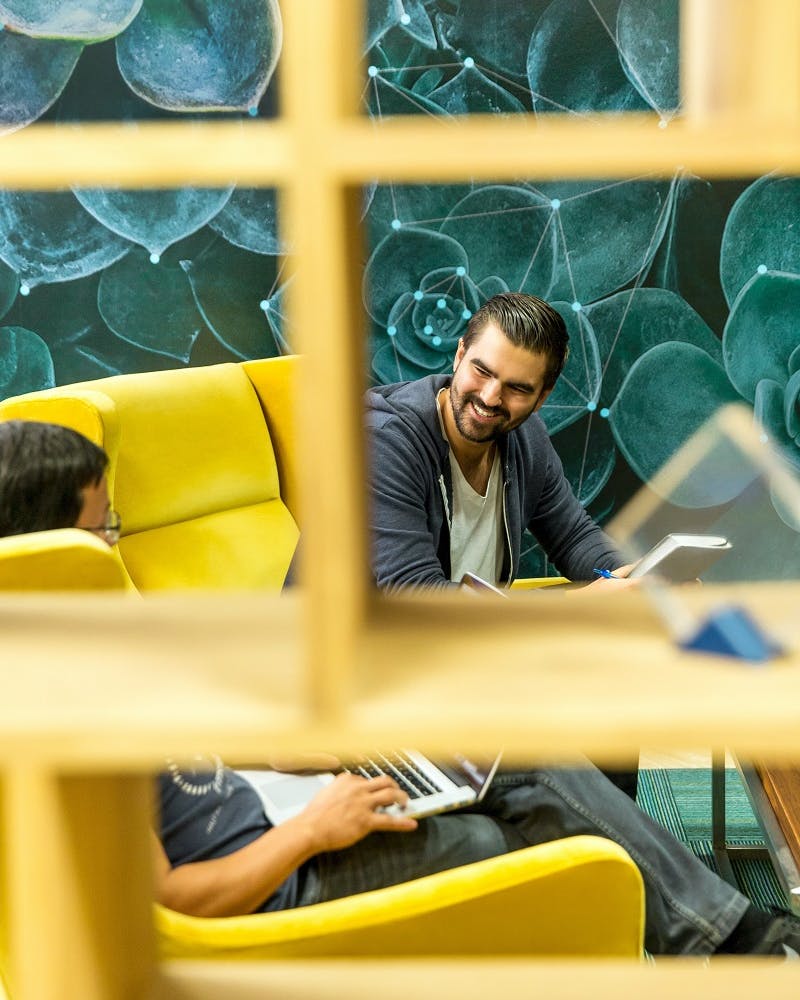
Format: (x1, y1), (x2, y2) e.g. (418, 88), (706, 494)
(0, 1), (799, 997)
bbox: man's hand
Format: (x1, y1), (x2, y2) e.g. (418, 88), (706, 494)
(579, 563), (642, 592)
(292, 773), (418, 853)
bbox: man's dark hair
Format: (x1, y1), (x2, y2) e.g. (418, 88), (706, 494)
(462, 292), (570, 390)
(0, 420), (108, 537)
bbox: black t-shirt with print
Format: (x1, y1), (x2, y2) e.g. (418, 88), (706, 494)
(157, 755), (299, 912)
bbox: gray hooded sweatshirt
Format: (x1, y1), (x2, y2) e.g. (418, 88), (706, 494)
(366, 374), (623, 591)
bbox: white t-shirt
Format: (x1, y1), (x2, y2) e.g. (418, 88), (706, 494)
(436, 389), (505, 583)
(448, 448), (504, 584)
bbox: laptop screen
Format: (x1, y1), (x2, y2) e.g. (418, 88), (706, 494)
(435, 751), (503, 799)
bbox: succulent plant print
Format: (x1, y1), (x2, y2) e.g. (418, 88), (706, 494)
(0, 1), (142, 41)
(0, 0), (287, 390)
(0, 0), (796, 578)
(116, 0), (282, 112)
(359, 0), (799, 575)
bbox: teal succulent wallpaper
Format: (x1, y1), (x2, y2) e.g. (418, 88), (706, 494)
(0, 1), (798, 575)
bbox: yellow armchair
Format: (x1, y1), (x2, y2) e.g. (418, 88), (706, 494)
(0, 358), (300, 593)
(156, 836), (644, 959)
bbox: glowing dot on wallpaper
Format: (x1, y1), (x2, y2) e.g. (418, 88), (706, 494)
(248, 106), (258, 117)
(391, 218), (402, 230)
(368, 65), (378, 78)
(413, 290), (423, 300)
(150, 253), (160, 264)
(571, 301), (582, 312)
(760, 433), (769, 444)
(437, 298), (447, 309)
(658, 119), (668, 129)
(259, 299), (270, 312)
(757, 264), (768, 274)
(423, 324), (433, 334)
(432, 336), (442, 346)
(586, 400), (597, 412)
(463, 57), (475, 69)
(550, 199), (561, 210)
(456, 266), (466, 277)
(387, 325), (397, 336)
(600, 407), (610, 419)
(461, 308), (471, 319)
(400, 12), (411, 25)
(19, 284), (29, 296)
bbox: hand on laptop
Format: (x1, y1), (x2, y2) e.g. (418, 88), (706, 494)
(294, 772), (418, 852)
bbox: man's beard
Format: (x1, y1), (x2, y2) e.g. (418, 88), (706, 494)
(450, 385), (513, 443)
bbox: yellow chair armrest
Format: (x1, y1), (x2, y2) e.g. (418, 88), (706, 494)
(0, 529), (130, 591)
(155, 836), (643, 959)
(510, 576), (570, 589)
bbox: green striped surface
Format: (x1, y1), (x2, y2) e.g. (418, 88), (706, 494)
(637, 768), (784, 910)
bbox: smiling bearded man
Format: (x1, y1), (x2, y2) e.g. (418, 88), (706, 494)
(366, 291), (625, 593)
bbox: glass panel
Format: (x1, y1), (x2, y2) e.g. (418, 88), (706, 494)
(363, 0), (680, 124)
(362, 171), (800, 579)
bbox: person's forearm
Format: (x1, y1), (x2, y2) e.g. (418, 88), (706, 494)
(157, 815), (319, 918)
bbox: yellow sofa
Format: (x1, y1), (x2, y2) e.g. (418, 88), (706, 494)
(0, 358), (300, 592)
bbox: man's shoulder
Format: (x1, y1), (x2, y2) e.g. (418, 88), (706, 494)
(365, 374), (447, 429)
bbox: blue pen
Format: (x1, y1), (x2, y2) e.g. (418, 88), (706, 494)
(593, 567), (618, 580)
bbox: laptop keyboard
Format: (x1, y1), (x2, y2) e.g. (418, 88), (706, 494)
(345, 751), (444, 799)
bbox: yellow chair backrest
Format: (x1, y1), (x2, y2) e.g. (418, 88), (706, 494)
(0, 360), (300, 592)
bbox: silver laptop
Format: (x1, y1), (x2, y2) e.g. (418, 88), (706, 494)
(237, 749), (503, 826)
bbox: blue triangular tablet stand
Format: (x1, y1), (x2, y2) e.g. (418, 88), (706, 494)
(679, 604), (784, 664)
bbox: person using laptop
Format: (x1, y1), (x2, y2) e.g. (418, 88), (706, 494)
(5, 421), (800, 956)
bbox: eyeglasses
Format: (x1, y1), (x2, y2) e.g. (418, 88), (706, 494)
(84, 510), (122, 546)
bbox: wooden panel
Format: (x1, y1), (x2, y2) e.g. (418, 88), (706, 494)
(0, 121), (293, 189)
(281, 0), (368, 720)
(0, 116), (798, 191)
(757, 765), (800, 870)
(682, 0), (800, 121)
(2, 771), (154, 1000)
(153, 958), (800, 1000)
(0, 587), (795, 763)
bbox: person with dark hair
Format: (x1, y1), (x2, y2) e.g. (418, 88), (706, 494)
(367, 291), (621, 592)
(0, 420), (120, 544)
(2, 418), (800, 957)
(459, 291), (570, 390)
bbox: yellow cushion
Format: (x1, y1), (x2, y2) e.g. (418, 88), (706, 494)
(119, 501), (298, 591)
